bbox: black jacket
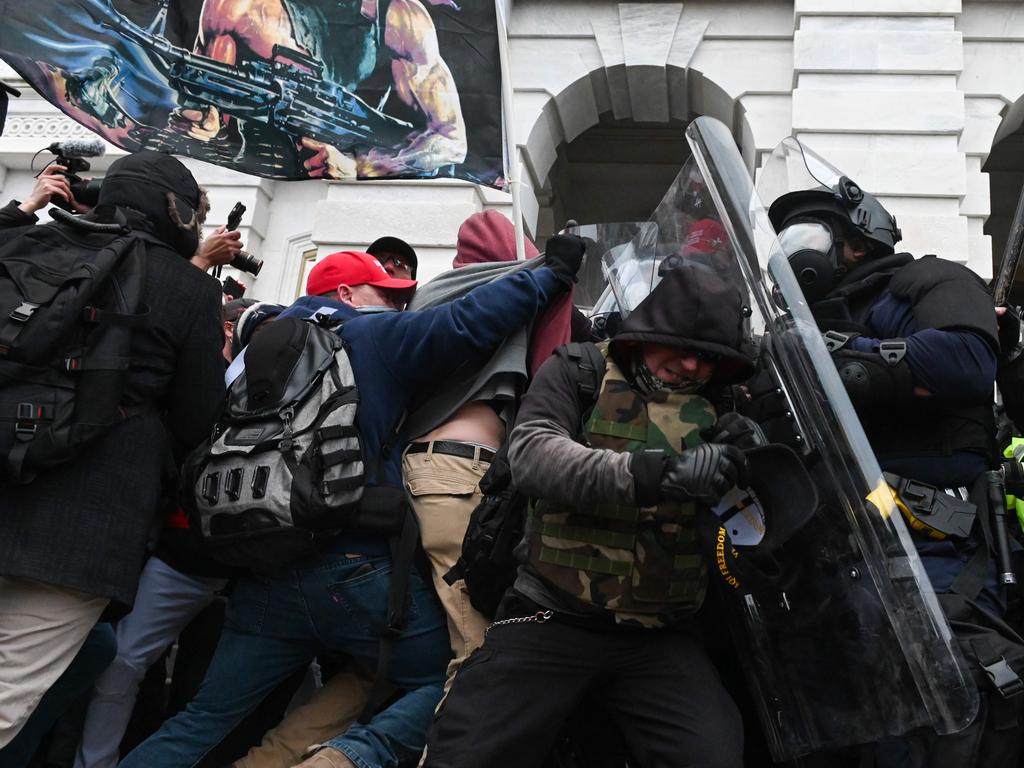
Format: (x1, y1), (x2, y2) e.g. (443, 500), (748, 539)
(0, 155), (225, 607)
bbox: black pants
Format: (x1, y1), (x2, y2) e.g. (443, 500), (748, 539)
(423, 608), (743, 768)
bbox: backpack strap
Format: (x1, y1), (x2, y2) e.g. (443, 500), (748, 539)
(554, 342), (607, 437)
(357, 492), (420, 724)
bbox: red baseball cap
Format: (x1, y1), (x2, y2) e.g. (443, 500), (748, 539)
(306, 251), (418, 297)
(682, 219), (727, 255)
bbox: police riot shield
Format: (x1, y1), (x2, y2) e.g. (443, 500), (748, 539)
(569, 221), (660, 340)
(658, 118), (976, 760)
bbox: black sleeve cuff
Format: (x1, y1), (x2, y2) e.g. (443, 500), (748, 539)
(2, 200), (38, 226)
(631, 449), (666, 507)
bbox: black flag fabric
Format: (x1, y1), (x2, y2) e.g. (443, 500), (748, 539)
(0, 0), (505, 186)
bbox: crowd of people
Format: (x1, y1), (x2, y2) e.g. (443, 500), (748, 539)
(0, 147), (1022, 768)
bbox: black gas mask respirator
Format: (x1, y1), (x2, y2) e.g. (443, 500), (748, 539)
(777, 220), (843, 304)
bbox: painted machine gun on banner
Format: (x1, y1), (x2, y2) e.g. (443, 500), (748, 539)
(76, 0), (414, 152)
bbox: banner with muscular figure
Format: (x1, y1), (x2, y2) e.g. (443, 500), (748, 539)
(0, 0), (503, 185)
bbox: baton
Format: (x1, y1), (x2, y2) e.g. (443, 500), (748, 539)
(988, 470), (1017, 585)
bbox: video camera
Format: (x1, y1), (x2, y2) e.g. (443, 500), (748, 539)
(42, 138), (105, 211)
(223, 202), (263, 276)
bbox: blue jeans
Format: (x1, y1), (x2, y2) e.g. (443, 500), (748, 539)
(120, 549), (449, 768)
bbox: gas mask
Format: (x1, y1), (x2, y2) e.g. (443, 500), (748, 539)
(777, 219), (842, 304)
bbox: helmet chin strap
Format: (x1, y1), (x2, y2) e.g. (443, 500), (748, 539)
(632, 351), (707, 396)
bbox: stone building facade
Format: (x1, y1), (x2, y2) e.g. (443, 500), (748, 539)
(2, 0), (1024, 302)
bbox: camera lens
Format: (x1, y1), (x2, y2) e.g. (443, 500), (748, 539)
(230, 251), (263, 276)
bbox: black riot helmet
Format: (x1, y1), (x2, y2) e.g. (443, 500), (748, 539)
(757, 136), (902, 303)
(767, 178), (902, 303)
(769, 176), (902, 256)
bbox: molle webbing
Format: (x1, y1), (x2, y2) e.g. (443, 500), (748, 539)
(529, 350), (716, 619)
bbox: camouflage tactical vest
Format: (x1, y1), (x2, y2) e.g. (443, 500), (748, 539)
(528, 346), (717, 627)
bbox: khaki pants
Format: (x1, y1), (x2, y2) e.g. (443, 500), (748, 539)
(233, 669), (372, 768)
(0, 577), (107, 747)
(403, 446), (491, 685)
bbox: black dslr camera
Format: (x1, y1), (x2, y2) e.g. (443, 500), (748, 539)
(224, 202), (263, 276)
(43, 139), (105, 211)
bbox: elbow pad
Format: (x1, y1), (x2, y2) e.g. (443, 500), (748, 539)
(832, 342), (914, 414)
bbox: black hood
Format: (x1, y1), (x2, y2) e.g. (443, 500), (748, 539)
(611, 264), (756, 385)
(98, 151), (207, 257)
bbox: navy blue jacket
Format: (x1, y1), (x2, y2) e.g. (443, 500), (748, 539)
(279, 266), (563, 489)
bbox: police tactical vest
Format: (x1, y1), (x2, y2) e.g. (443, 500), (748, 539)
(527, 348), (717, 626)
(813, 255), (994, 463)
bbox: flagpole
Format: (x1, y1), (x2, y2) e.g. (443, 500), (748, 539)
(495, 0), (526, 261)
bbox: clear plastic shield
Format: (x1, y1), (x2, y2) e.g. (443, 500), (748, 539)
(671, 117), (979, 760)
(572, 161), (746, 340)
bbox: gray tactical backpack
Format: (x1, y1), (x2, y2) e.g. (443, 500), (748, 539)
(185, 314), (364, 571)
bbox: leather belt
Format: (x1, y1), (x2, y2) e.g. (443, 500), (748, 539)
(406, 440), (496, 463)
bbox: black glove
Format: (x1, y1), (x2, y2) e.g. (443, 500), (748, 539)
(700, 411), (767, 450)
(658, 443), (749, 505)
(543, 234), (586, 287)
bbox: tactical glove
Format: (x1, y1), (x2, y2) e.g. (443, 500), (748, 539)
(543, 234), (586, 287)
(659, 443), (749, 505)
(700, 411), (767, 450)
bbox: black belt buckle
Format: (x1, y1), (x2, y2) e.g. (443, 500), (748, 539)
(983, 657), (1024, 699)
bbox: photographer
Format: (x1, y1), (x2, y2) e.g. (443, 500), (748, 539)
(0, 151), (226, 752)
(0, 163), (247, 278)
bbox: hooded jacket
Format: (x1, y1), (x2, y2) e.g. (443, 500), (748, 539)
(0, 152), (226, 608)
(508, 265), (755, 619)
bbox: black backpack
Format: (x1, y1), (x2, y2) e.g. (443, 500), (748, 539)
(444, 342), (606, 619)
(0, 207), (147, 483)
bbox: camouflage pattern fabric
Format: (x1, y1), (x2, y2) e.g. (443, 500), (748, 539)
(528, 344), (717, 627)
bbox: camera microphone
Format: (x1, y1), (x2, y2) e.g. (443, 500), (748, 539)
(40, 137), (106, 211)
(47, 137), (106, 159)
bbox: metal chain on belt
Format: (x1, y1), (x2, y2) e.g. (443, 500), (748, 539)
(485, 610), (553, 636)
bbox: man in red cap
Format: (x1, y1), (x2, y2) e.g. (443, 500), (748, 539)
(305, 250), (418, 311)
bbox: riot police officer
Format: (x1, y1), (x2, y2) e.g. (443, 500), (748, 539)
(764, 159), (1021, 767)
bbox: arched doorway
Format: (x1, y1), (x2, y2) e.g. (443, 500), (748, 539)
(536, 115), (690, 241)
(518, 62), (753, 243)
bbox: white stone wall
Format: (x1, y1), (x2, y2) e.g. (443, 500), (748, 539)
(4, 0), (1024, 299)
